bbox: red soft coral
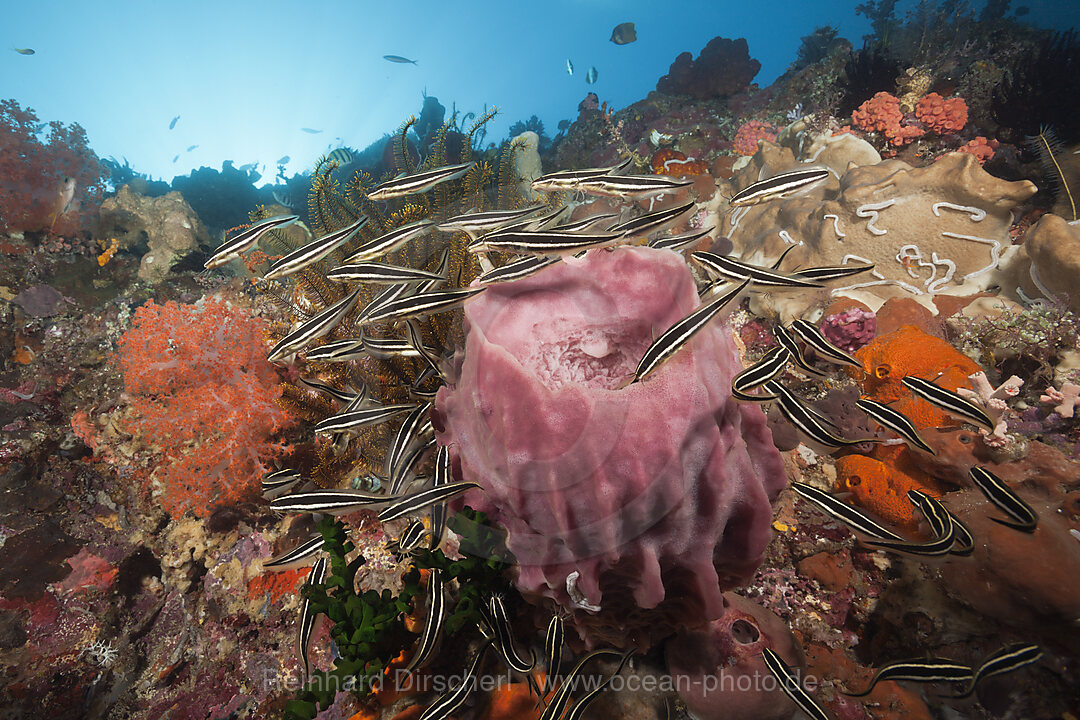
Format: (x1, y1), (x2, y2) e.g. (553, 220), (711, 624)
(733, 120), (778, 156)
(957, 136), (999, 165)
(117, 297), (294, 518)
(0, 98), (106, 236)
(915, 92), (968, 133)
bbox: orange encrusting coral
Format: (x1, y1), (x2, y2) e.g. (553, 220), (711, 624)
(245, 566), (306, 604)
(914, 93), (968, 134)
(836, 325), (982, 528)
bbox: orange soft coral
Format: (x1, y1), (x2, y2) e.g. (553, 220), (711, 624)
(852, 92), (904, 134)
(915, 93), (968, 134)
(117, 296), (294, 518)
(733, 120), (778, 156)
(650, 148), (709, 177)
(957, 136), (999, 165)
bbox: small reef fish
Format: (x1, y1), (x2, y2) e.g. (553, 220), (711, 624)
(301, 128), (322, 134)
(417, 639), (491, 720)
(856, 399), (936, 454)
(544, 614), (564, 696)
(761, 648), (830, 720)
(327, 261), (442, 284)
(765, 381), (880, 449)
(362, 286), (487, 325)
(204, 214), (299, 269)
(269, 488), (398, 515)
(304, 338), (366, 363)
(488, 595), (536, 674)
(546, 212), (618, 234)
(633, 279), (750, 384)
(729, 167), (830, 207)
(383, 54), (417, 64)
(168, 115), (180, 130)
(844, 657), (974, 697)
(437, 204), (547, 239)
(901, 375), (996, 432)
(950, 643), (1043, 699)
(389, 436), (436, 495)
(298, 556), (328, 678)
(795, 263), (876, 281)
(172, 155), (179, 163)
(186, 145), (199, 152)
(478, 255), (560, 285)
(968, 466), (1039, 533)
(277, 155), (290, 164)
(790, 481), (904, 541)
(261, 468), (302, 500)
(386, 403), (434, 481)
(771, 324), (826, 377)
(367, 162), (475, 201)
(563, 651), (635, 720)
(264, 216), (367, 280)
(732, 345), (791, 398)
(267, 288), (362, 362)
(531, 157), (632, 193)
(609, 200), (695, 238)
(377, 481), (481, 523)
(566, 58), (574, 76)
(263, 534), (324, 570)
(429, 445), (450, 548)
(469, 229), (623, 256)
(585, 66), (598, 84)
(647, 226), (714, 253)
(328, 147), (353, 165)
(610, 22), (637, 45)
(575, 174), (692, 199)
(314, 403), (418, 435)
(359, 332), (424, 359)
(298, 377), (359, 405)
(789, 319), (861, 367)
(13, 47), (35, 55)
(691, 252), (824, 289)
(867, 490), (957, 556)
(343, 219), (435, 263)
(540, 650), (624, 720)
(390, 519), (427, 556)
(403, 568), (444, 673)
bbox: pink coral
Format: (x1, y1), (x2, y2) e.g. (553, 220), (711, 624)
(957, 136), (999, 165)
(733, 120), (779, 156)
(1041, 382), (1080, 419)
(821, 307), (876, 353)
(436, 246), (786, 649)
(956, 371), (1023, 446)
(915, 92), (968, 133)
(117, 296), (294, 518)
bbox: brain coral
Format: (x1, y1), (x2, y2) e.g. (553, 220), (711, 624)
(723, 147), (1037, 310)
(436, 247), (786, 649)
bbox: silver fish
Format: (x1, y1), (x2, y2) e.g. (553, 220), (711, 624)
(383, 55), (417, 64)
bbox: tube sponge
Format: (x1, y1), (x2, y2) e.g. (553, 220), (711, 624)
(435, 246), (786, 648)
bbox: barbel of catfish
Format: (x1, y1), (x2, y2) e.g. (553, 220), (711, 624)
(477, 255), (560, 285)
(530, 157), (633, 193)
(342, 219), (436, 264)
(789, 319), (861, 368)
(263, 534), (324, 570)
(969, 466), (1039, 532)
(844, 657), (974, 697)
(575, 174), (694, 199)
(488, 595), (535, 674)
(314, 402), (418, 435)
(304, 338), (366, 362)
(417, 638), (492, 720)
(761, 647), (830, 720)
(633, 279), (750, 384)
(608, 200), (696, 238)
(543, 614), (564, 696)
(298, 556), (327, 678)
(901, 376), (996, 432)
(204, 214), (299, 268)
(729, 167), (830, 207)
(269, 488), (398, 515)
(733, 346), (791, 394)
(363, 286), (487, 325)
(867, 490), (956, 556)
(263, 216), (367, 280)
(795, 263), (875, 281)
(468, 229), (624, 256)
(386, 403), (434, 479)
(949, 643), (1042, 699)
(772, 323), (826, 377)
(855, 399), (936, 455)
(790, 481), (904, 541)
(377, 481), (481, 523)
(404, 567), (445, 674)
(262, 468), (303, 500)
(691, 251), (825, 289)
(539, 649), (624, 720)
(326, 261), (443, 284)
(367, 161), (476, 202)
(437, 205), (547, 239)
(563, 650), (635, 720)
(430, 444), (451, 549)
(267, 288), (362, 362)
(764, 381), (880, 449)
(647, 226), (714, 253)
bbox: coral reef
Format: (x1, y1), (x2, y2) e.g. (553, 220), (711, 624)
(437, 247), (786, 649)
(733, 120), (779, 156)
(821, 307), (876, 353)
(914, 92), (968, 134)
(656, 37), (761, 100)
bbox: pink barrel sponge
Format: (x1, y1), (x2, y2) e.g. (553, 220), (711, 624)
(435, 247), (786, 648)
